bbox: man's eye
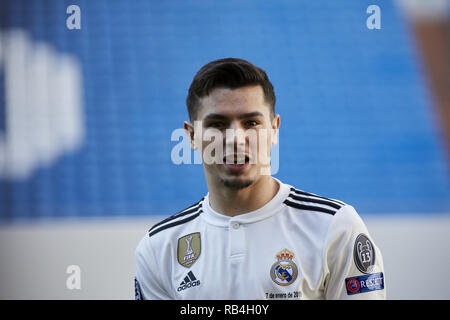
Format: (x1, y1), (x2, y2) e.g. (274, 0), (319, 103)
(207, 122), (224, 128)
(245, 120), (259, 127)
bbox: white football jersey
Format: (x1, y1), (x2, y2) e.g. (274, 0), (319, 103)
(134, 178), (385, 300)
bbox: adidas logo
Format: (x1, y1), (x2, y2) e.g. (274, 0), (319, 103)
(177, 271), (201, 292)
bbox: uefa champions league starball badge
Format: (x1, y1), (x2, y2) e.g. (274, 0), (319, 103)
(270, 249), (298, 286)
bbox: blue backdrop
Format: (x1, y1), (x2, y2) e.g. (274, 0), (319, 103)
(0, 0), (449, 223)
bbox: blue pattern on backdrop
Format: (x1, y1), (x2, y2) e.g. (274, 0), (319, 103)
(0, 70), (5, 135)
(0, 0), (449, 222)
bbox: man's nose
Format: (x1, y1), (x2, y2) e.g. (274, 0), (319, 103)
(225, 122), (246, 146)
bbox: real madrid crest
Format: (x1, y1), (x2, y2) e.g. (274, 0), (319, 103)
(270, 249), (298, 286)
(177, 232), (201, 268)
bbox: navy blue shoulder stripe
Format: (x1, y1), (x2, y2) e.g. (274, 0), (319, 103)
(148, 199), (203, 234)
(290, 187), (345, 206)
(149, 210), (202, 237)
(148, 199), (204, 237)
(284, 199), (337, 215)
(287, 190), (342, 210)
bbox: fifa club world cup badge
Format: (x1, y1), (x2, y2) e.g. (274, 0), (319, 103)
(270, 249), (298, 286)
(353, 233), (375, 274)
(177, 232), (201, 268)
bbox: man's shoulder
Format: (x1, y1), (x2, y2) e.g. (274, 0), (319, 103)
(147, 197), (205, 239)
(282, 185), (368, 238)
(283, 185), (348, 217)
(281, 184), (366, 248)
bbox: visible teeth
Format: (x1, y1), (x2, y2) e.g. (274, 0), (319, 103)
(223, 154), (250, 165)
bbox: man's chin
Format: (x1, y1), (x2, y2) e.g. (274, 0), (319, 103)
(220, 177), (254, 190)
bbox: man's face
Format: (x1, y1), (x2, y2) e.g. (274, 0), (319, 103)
(186, 85), (280, 190)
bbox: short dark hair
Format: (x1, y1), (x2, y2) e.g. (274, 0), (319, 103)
(186, 58), (276, 121)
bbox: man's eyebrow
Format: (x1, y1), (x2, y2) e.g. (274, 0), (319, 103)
(202, 113), (229, 121)
(202, 112), (264, 121)
(238, 111), (264, 119)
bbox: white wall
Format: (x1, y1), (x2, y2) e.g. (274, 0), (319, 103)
(1, 214), (449, 299)
(364, 214), (450, 299)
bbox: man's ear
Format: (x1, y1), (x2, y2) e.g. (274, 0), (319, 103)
(271, 114), (280, 146)
(184, 121), (197, 150)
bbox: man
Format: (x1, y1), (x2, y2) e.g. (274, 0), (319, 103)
(134, 58), (385, 300)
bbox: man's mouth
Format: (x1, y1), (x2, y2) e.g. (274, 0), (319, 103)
(222, 154), (250, 173)
(223, 154), (250, 164)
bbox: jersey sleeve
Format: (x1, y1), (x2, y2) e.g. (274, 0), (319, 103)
(134, 234), (173, 300)
(322, 205), (386, 300)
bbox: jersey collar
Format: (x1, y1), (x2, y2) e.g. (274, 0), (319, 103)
(201, 177), (291, 227)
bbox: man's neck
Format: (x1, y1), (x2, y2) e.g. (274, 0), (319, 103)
(207, 176), (280, 217)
